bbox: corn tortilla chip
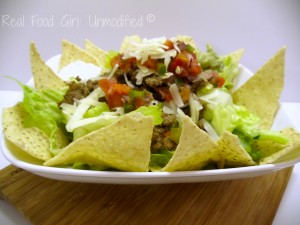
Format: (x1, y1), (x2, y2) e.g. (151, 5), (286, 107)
(2, 103), (52, 161)
(120, 35), (142, 53)
(228, 48), (244, 63)
(59, 39), (99, 71)
(30, 42), (67, 90)
(232, 47), (286, 129)
(216, 131), (256, 168)
(84, 39), (107, 66)
(162, 115), (218, 172)
(44, 113), (154, 172)
(175, 35), (197, 49)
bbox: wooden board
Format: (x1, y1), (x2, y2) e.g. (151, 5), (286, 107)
(0, 165), (293, 225)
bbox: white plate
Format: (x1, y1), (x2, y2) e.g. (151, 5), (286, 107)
(1, 57), (300, 184)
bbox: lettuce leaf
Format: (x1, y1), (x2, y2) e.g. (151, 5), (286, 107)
(219, 55), (240, 90)
(14, 79), (68, 149)
(197, 44), (240, 90)
(133, 105), (164, 125)
(149, 150), (174, 171)
(211, 104), (260, 137)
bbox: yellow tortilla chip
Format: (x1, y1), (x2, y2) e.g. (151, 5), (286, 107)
(232, 47), (286, 129)
(175, 35), (197, 49)
(44, 113), (154, 172)
(162, 115), (218, 171)
(228, 48), (245, 63)
(2, 103), (52, 161)
(84, 39), (107, 66)
(216, 131), (256, 168)
(119, 35), (142, 53)
(30, 42), (67, 90)
(59, 39), (99, 71)
(259, 128), (300, 164)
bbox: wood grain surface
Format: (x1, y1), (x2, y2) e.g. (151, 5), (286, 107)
(0, 165), (293, 225)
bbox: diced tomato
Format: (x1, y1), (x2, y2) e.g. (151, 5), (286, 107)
(142, 57), (157, 70)
(189, 56), (202, 76)
(99, 78), (131, 108)
(209, 72), (225, 88)
(179, 85), (191, 103)
(110, 54), (136, 73)
(134, 97), (145, 109)
(168, 51), (201, 78)
(164, 39), (174, 50)
(155, 87), (173, 101)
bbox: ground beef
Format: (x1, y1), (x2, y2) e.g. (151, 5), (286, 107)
(145, 76), (163, 88)
(150, 114), (178, 152)
(61, 79), (99, 105)
(151, 126), (177, 152)
(162, 114), (177, 126)
(191, 78), (207, 92)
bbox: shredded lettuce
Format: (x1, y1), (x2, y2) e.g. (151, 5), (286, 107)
(197, 44), (222, 70)
(133, 105), (164, 125)
(73, 117), (117, 140)
(149, 150), (174, 171)
(209, 103), (289, 160)
(83, 102), (110, 118)
(211, 104), (260, 137)
(219, 55), (240, 90)
(102, 50), (119, 74)
(197, 44), (240, 91)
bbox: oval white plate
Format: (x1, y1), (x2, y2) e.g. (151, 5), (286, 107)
(1, 56), (300, 184)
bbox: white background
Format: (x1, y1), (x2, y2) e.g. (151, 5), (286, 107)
(0, 0), (299, 102)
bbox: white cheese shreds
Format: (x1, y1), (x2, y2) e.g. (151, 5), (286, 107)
(169, 84), (184, 108)
(65, 87), (104, 132)
(107, 64), (119, 79)
(199, 89), (233, 109)
(122, 37), (168, 63)
(123, 74), (135, 88)
(201, 119), (219, 141)
(162, 100), (177, 114)
(189, 94), (203, 123)
(135, 64), (154, 85)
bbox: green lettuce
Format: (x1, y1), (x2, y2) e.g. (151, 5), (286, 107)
(197, 44), (240, 90)
(149, 150), (174, 171)
(133, 105), (164, 125)
(210, 103), (289, 160)
(219, 55), (240, 90)
(13, 79), (68, 149)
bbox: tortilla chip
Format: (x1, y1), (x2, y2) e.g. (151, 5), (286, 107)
(119, 35), (142, 53)
(162, 115), (218, 171)
(58, 39), (99, 71)
(175, 35), (197, 49)
(232, 47), (286, 129)
(2, 103), (52, 161)
(259, 128), (300, 164)
(30, 42), (67, 90)
(44, 113), (154, 172)
(84, 39), (107, 66)
(216, 131), (256, 168)
(228, 48), (245, 63)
